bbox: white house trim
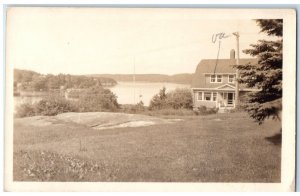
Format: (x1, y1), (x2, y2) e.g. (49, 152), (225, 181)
(216, 84), (235, 90)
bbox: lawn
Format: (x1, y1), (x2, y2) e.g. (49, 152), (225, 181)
(13, 112), (281, 182)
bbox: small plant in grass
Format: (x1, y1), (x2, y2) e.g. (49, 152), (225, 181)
(79, 139), (88, 152)
(14, 150), (103, 181)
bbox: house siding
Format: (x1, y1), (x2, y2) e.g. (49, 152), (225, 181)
(192, 90), (218, 108)
(191, 57), (257, 110)
(203, 74), (236, 88)
(192, 89), (236, 109)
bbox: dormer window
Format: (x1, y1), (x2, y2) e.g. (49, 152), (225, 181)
(228, 75), (235, 83)
(210, 75), (222, 83)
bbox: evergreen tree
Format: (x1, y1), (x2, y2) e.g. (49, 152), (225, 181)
(149, 87), (167, 110)
(236, 19), (282, 124)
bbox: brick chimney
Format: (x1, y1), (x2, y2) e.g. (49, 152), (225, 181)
(230, 49), (235, 59)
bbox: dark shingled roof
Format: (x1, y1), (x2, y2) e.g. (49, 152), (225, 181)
(191, 58), (257, 88)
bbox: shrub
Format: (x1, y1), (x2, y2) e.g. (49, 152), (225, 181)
(77, 86), (119, 112)
(15, 103), (36, 117)
(165, 88), (193, 109)
(194, 106), (218, 115)
(229, 104), (245, 113)
(67, 89), (82, 99)
(149, 87), (167, 110)
(34, 97), (78, 116)
(16, 96), (78, 117)
(119, 101), (146, 114)
(149, 87), (193, 110)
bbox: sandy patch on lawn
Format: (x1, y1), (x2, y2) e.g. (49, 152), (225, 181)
(94, 120), (157, 130)
(17, 112), (182, 129)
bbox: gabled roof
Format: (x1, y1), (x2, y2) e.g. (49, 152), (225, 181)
(191, 58), (257, 88)
(216, 84), (235, 90)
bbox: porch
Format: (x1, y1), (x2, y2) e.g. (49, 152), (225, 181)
(217, 92), (235, 109)
(193, 90), (236, 110)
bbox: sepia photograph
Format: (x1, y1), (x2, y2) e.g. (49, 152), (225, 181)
(4, 7), (296, 191)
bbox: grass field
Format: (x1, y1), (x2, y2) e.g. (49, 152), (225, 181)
(13, 112), (281, 182)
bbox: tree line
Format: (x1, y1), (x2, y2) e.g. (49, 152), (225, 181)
(14, 69), (117, 92)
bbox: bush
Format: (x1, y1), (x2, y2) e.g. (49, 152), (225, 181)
(16, 96), (78, 117)
(119, 101), (146, 114)
(165, 88), (193, 109)
(15, 87), (120, 117)
(15, 103), (36, 117)
(149, 87), (193, 110)
(77, 86), (119, 112)
(149, 87), (167, 110)
(34, 97), (78, 116)
(194, 106), (218, 115)
(229, 105), (245, 113)
(67, 89), (82, 99)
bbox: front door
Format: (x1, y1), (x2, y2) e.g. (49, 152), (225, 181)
(227, 93), (234, 106)
(219, 92), (235, 108)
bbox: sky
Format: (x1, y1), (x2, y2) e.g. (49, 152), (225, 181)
(6, 8), (276, 75)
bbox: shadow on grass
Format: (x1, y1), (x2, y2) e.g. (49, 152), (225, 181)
(265, 131), (282, 146)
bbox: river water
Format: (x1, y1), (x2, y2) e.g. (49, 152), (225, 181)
(14, 82), (191, 109)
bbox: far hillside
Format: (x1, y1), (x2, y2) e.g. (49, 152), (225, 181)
(14, 69), (117, 92)
(88, 73), (194, 84)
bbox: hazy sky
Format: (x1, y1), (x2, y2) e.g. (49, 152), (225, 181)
(6, 8), (274, 75)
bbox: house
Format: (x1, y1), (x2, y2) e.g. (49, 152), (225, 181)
(191, 49), (257, 110)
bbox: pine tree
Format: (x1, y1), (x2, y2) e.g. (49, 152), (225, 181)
(236, 19), (282, 124)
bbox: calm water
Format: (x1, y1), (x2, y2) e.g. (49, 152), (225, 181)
(109, 82), (190, 106)
(14, 82), (190, 109)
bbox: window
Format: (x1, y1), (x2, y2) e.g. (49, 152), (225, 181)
(210, 75), (216, 83)
(228, 75), (235, 83)
(217, 75), (222, 83)
(197, 92), (216, 102)
(204, 92), (211, 101)
(212, 92), (217, 101)
(197, 92), (203, 100)
(210, 75), (222, 83)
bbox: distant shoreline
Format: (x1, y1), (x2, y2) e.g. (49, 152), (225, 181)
(89, 73), (193, 85)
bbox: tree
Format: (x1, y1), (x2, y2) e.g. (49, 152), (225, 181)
(77, 86), (119, 112)
(149, 87), (167, 110)
(236, 19), (282, 124)
(149, 87), (193, 110)
(31, 76), (47, 91)
(46, 74), (60, 90)
(165, 88), (193, 109)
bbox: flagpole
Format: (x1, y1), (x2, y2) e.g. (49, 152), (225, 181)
(233, 32), (240, 107)
(133, 56), (136, 104)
